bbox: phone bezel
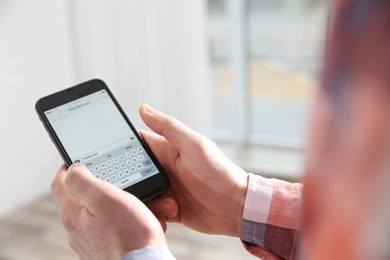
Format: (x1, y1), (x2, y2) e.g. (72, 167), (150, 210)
(35, 79), (170, 201)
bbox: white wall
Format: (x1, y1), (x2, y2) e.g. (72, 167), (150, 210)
(68, 0), (212, 133)
(0, 0), (212, 218)
(0, 0), (75, 218)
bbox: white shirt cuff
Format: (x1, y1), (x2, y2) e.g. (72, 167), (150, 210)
(121, 246), (175, 260)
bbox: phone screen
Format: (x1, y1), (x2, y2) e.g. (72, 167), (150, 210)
(43, 89), (160, 190)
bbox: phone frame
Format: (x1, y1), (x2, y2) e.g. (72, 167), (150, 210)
(35, 79), (170, 201)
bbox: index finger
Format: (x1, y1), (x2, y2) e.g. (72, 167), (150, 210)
(139, 104), (202, 149)
(139, 130), (178, 174)
(51, 164), (70, 207)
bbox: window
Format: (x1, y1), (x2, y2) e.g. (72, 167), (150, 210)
(208, 0), (328, 148)
(207, 0), (329, 178)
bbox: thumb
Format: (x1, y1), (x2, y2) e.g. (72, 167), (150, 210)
(65, 163), (125, 213)
(139, 104), (201, 149)
(146, 192), (179, 219)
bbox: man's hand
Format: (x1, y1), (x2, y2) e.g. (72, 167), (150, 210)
(52, 163), (169, 260)
(140, 104), (249, 237)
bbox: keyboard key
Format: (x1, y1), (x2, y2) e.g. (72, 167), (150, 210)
(119, 155), (126, 161)
(101, 171), (108, 177)
(124, 169), (131, 175)
(138, 154), (144, 161)
(107, 168), (114, 174)
(131, 150), (137, 155)
(111, 174), (118, 181)
(136, 164), (143, 169)
(120, 162), (126, 169)
(113, 173), (142, 188)
(113, 165), (120, 172)
(137, 147), (144, 153)
(125, 152), (132, 158)
(141, 167), (155, 176)
(118, 172), (124, 178)
(113, 157), (119, 164)
(132, 157), (138, 163)
(100, 162), (107, 169)
(94, 165), (100, 172)
(143, 159), (153, 167)
(126, 160), (132, 166)
(106, 160), (113, 166)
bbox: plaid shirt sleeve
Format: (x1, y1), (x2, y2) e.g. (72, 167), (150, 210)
(241, 173), (303, 260)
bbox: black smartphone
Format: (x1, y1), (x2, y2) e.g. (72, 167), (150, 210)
(35, 79), (169, 201)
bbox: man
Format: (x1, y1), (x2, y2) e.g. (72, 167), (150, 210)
(52, 103), (301, 259)
(51, 0), (390, 259)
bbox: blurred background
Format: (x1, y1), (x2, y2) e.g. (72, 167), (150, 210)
(0, 0), (328, 259)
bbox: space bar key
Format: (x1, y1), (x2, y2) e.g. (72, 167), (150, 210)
(114, 173), (142, 188)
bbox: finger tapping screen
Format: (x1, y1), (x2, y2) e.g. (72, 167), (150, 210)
(44, 90), (159, 189)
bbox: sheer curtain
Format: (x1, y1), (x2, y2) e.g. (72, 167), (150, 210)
(67, 0), (213, 134)
(0, 0), (212, 217)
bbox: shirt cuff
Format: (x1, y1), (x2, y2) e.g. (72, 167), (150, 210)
(240, 173), (302, 260)
(241, 173), (273, 247)
(121, 246), (175, 260)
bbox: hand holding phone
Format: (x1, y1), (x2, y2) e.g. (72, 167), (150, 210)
(35, 79), (169, 201)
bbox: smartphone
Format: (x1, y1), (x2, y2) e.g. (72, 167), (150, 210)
(35, 79), (169, 201)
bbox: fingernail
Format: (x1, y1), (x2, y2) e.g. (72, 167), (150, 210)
(144, 104), (157, 114)
(160, 202), (174, 217)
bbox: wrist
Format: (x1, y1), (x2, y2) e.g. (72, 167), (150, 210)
(118, 218), (169, 256)
(230, 167), (249, 238)
(207, 166), (248, 237)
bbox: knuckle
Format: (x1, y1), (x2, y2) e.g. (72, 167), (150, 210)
(50, 179), (58, 194)
(60, 213), (75, 232)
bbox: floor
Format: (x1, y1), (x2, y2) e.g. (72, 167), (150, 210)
(0, 194), (257, 260)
